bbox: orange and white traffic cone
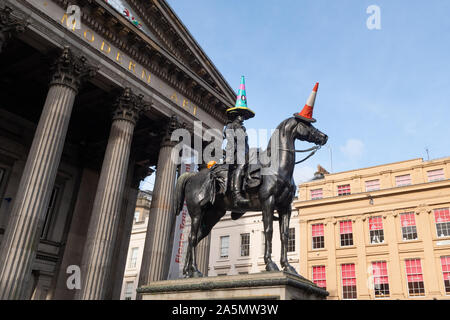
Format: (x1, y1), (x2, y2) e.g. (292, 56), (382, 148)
(294, 82), (319, 123)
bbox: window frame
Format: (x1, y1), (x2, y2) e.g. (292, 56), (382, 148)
(427, 168), (445, 182)
(369, 216), (385, 244)
(365, 179), (380, 192)
(371, 261), (390, 298)
(440, 256), (450, 295)
(434, 208), (450, 238)
(124, 281), (134, 300)
(287, 227), (296, 252)
(339, 220), (354, 247)
(400, 212), (418, 241)
(337, 184), (351, 196)
(310, 188), (323, 200)
(220, 235), (230, 259)
(240, 233), (250, 257)
(405, 258), (425, 297)
(395, 174), (411, 187)
(128, 247), (139, 268)
(341, 263), (357, 300)
(312, 265), (327, 290)
(312, 223), (325, 250)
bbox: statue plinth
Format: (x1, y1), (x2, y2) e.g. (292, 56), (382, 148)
(137, 271), (328, 300)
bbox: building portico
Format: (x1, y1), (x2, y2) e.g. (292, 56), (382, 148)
(0, 0), (234, 299)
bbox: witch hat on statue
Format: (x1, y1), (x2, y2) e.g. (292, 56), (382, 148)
(226, 76), (255, 120)
(294, 82), (319, 123)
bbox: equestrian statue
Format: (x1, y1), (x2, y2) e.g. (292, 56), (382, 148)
(173, 78), (328, 278)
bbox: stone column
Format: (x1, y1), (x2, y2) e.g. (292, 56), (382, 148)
(0, 47), (95, 300)
(196, 234), (211, 276)
(77, 88), (148, 300)
(354, 217), (370, 299)
(0, 6), (27, 53)
(384, 212), (404, 299)
(326, 219), (338, 299)
(108, 165), (154, 300)
(138, 117), (180, 288)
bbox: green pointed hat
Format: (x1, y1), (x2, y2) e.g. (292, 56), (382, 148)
(226, 76), (255, 120)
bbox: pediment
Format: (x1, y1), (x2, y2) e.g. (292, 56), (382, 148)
(102, 0), (236, 103)
(102, 0), (164, 47)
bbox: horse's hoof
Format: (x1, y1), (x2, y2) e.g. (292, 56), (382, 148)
(192, 270), (203, 278)
(283, 265), (300, 276)
(265, 261), (280, 272)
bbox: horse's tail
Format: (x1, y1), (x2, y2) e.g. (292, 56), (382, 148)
(173, 172), (195, 216)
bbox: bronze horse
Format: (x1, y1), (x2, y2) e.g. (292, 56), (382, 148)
(173, 116), (328, 277)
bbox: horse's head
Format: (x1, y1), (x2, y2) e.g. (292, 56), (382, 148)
(292, 117), (328, 146)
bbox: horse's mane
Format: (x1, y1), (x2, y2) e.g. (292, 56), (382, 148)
(265, 117), (296, 153)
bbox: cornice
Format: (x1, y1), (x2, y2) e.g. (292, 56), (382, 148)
(51, 0), (229, 123)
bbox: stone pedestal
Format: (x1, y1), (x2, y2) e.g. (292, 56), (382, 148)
(137, 272), (328, 300)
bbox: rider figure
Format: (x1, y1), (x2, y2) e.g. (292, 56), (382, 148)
(224, 76), (255, 208)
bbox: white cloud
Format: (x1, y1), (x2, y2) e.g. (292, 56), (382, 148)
(340, 139), (364, 160)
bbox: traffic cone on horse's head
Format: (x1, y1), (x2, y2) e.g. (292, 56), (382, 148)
(226, 76), (255, 120)
(294, 82), (318, 123)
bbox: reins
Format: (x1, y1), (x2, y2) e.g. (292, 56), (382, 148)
(279, 145), (321, 164)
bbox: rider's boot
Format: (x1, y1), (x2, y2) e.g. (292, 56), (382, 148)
(232, 165), (250, 208)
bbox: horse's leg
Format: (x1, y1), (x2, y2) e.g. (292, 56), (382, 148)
(187, 214), (203, 277)
(183, 227), (192, 277)
(262, 195), (279, 272)
(278, 206), (300, 276)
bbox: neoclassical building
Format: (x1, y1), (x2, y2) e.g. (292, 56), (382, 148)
(0, 0), (234, 299)
(295, 157), (450, 299)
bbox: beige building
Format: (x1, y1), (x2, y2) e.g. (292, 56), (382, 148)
(208, 211), (300, 276)
(120, 190), (151, 300)
(295, 157), (450, 299)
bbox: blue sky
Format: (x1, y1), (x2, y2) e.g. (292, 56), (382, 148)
(143, 1), (450, 189)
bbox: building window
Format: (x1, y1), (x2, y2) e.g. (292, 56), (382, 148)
(124, 281), (134, 300)
(287, 228), (295, 252)
(312, 266), (326, 289)
(220, 236), (229, 258)
(434, 208), (450, 238)
(365, 179), (380, 192)
(405, 258), (425, 296)
(41, 186), (61, 239)
(312, 223), (325, 249)
(395, 174), (411, 187)
(427, 169), (445, 182)
(369, 216), (384, 244)
(310, 188), (323, 200)
(400, 212), (418, 240)
(372, 261), (390, 298)
(240, 233), (250, 257)
(128, 247), (138, 268)
(134, 211), (140, 223)
(440, 256), (450, 294)
(337, 184), (351, 196)
(341, 263), (357, 299)
(340, 220), (353, 247)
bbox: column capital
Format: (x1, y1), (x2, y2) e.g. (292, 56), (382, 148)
(50, 46), (98, 92)
(161, 115), (184, 147)
(0, 6), (28, 53)
(112, 87), (149, 124)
